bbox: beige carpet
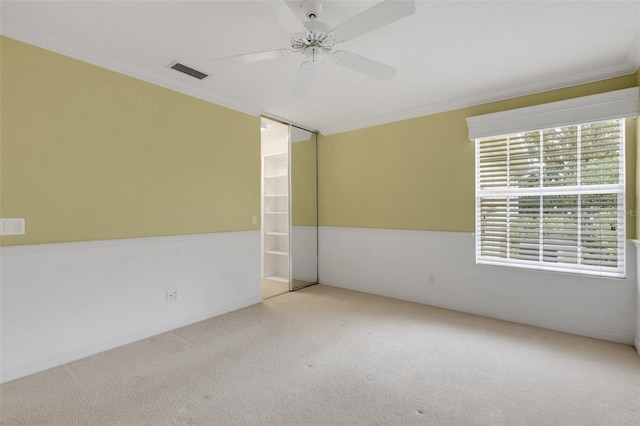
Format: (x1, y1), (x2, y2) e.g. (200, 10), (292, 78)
(2, 285), (639, 425)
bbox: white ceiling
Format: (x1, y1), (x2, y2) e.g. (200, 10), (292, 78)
(2, 1), (639, 134)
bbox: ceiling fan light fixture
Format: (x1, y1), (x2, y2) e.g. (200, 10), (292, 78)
(305, 47), (324, 64)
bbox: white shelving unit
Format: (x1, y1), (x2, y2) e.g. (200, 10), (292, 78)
(262, 152), (289, 282)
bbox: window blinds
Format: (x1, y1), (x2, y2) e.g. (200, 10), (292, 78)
(476, 120), (625, 277)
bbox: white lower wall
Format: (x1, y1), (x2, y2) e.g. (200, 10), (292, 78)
(634, 241), (640, 354)
(0, 231), (261, 383)
(319, 227), (637, 344)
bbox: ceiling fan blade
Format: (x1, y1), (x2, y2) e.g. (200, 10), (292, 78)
(212, 49), (293, 65)
(331, 50), (396, 81)
(293, 62), (316, 98)
(257, 0), (307, 33)
(332, 0), (416, 41)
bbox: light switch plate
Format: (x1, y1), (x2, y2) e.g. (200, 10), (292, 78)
(0, 218), (25, 236)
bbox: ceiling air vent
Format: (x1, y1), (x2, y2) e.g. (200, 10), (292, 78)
(169, 61), (208, 80)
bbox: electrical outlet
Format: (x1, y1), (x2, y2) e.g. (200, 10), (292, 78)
(166, 289), (178, 302)
(428, 274), (435, 284)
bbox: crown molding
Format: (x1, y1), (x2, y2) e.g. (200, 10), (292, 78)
(3, 16), (638, 137)
(0, 18), (264, 118)
(319, 62), (639, 135)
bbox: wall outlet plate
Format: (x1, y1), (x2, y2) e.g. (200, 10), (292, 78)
(1, 218), (25, 236)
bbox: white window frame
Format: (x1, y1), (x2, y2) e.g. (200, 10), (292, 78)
(466, 87), (639, 278)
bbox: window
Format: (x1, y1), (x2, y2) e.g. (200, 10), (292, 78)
(467, 87), (638, 278)
(476, 120), (625, 277)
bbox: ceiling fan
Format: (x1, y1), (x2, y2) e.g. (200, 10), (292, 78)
(211, 0), (416, 97)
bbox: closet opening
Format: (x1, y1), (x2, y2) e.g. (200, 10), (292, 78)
(260, 117), (318, 300)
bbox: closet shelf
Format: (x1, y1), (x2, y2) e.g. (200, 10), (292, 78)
(263, 147), (289, 282)
(266, 250), (288, 256)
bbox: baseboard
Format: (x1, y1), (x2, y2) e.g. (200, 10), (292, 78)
(0, 295), (261, 384)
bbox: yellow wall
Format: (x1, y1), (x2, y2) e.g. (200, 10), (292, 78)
(637, 69), (640, 238)
(0, 37), (260, 246)
(319, 73), (639, 238)
(2, 36), (636, 244)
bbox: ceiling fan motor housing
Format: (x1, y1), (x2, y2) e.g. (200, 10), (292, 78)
(302, 0), (324, 20)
